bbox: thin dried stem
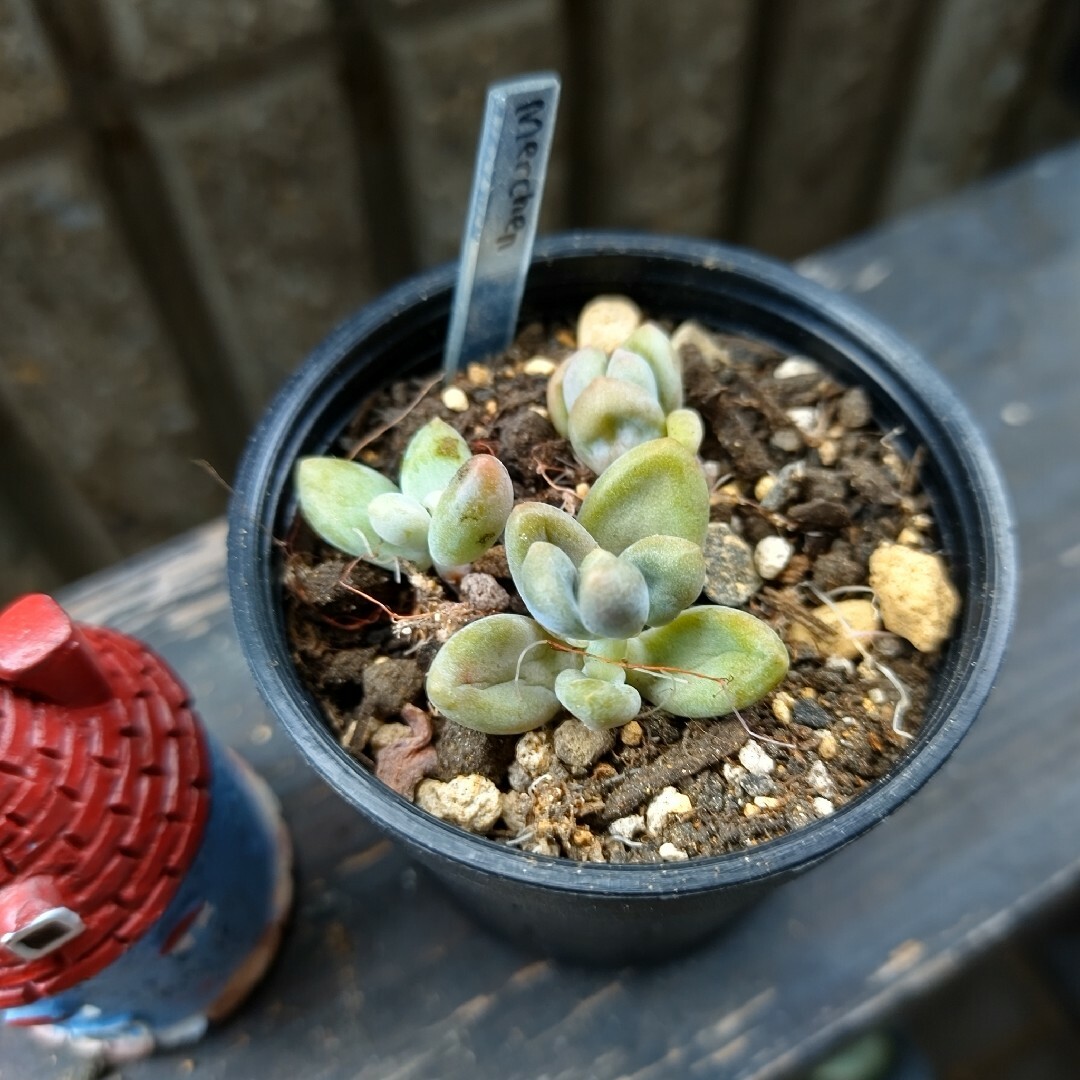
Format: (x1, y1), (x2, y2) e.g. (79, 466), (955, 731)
(346, 373), (442, 460)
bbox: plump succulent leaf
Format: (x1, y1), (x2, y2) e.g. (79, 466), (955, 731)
(664, 407), (705, 456)
(425, 614), (580, 734)
(576, 549), (650, 639)
(577, 438), (709, 554)
(619, 535), (706, 626)
(619, 322), (682, 413)
(504, 503), (597, 586)
(555, 668), (641, 731)
(295, 456), (403, 567)
(566, 377), (667, 474)
(399, 418), (472, 509)
(554, 348), (607, 429)
(519, 541), (589, 640)
(428, 455), (514, 568)
(605, 348), (660, 397)
(625, 605), (789, 718)
(367, 492), (431, 563)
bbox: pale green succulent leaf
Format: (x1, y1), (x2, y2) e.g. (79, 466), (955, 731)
(665, 407), (705, 456)
(504, 502), (597, 587)
(560, 348), (608, 416)
(518, 542), (589, 639)
(577, 438), (710, 554)
(576, 548), (650, 639)
(620, 322), (683, 413)
(399, 418), (472, 505)
(555, 668), (641, 731)
(367, 492), (431, 563)
(546, 359), (571, 437)
(567, 377), (667, 474)
(295, 456), (404, 567)
(606, 348), (659, 398)
(625, 605), (789, 718)
(428, 455), (514, 568)
(619, 535), (706, 626)
(426, 614), (580, 734)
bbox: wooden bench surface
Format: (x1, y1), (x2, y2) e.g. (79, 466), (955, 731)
(3, 143), (1080, 1080)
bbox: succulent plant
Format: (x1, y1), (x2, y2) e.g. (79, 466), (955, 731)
(547, 322), (705, 473)
(426, 438), (789, 733)
(296, 417), (513, 575)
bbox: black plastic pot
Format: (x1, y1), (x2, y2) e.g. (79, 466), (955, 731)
(228, 233), (1017, 965)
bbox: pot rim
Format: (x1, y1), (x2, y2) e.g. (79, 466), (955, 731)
(228, 230), (1017, 897)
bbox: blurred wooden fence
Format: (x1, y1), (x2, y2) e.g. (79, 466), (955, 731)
(1, 0), (1078, 601)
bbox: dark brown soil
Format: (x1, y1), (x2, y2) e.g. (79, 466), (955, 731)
(282, 318), (950, 863)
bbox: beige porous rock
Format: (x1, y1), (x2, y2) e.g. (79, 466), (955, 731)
(576, 295), (642, 352)
(788, 599), (880, 660)
(415, 774), (502, 833)
(869, 542), (960, 653)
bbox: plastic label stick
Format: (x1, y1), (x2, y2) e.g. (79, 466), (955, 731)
(443, 72), (561, 378)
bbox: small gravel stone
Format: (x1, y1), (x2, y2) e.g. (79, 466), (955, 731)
(770, 428), (804, 453)
(610, 814), (646, 841)
(774, 356), (822, 379)
(786, 407), (818, 434)
(754, 536), (793, 580)
(553, 718), (615, 772)
(466, 362), (494, 387)
(818, 731), (839, 760)
(759, 461), (805, 511)
(658, 842), (690, 862)
(869, 543), (960, 652)
(824, 656), (856, 676)
(441, 386), (469, 412)
(792, 698), (833, 730)
(754, 474), (776, 502)
(459, 572), (510, 611)
(812, 548), (864, 593)
(739, 773), (776, 797)
(807, 760), (836, 797)
(523, 356), (557, 376)
(738, 741), (776, 776)
(771, 691), (795, 724)
(415, 775), (502, 833)
(818, 439), (839, 466)
(507, 762), (530, 792)
(703, 523), (761, 605)
(577, 295), (642, 352)
(646, 787), (694, 834)
(501, 790), (530, 833)
(515, 729), (555, 776)
(812, 797), (835, 817)
(619, 720), (644, 747)
(837, 386), (873, 428)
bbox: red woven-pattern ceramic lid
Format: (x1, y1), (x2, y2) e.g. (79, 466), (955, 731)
(0, 596), (211, 1008)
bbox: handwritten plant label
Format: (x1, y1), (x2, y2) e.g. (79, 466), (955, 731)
(443, 73), (561, 376)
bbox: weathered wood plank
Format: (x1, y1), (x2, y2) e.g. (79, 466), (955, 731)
(739, 0), (932, 257)
(992, 0), (1080, 167)
(97, 0), (328, 84)
(143, 61), (377, 413)
(583, 0), (754, 237)
(0, 491), (61, 606)
(374, 0), (569, 266)
(879, 0), (1051, 215)
(0, 0), (67, 140)
(0, 145), (227, 555)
